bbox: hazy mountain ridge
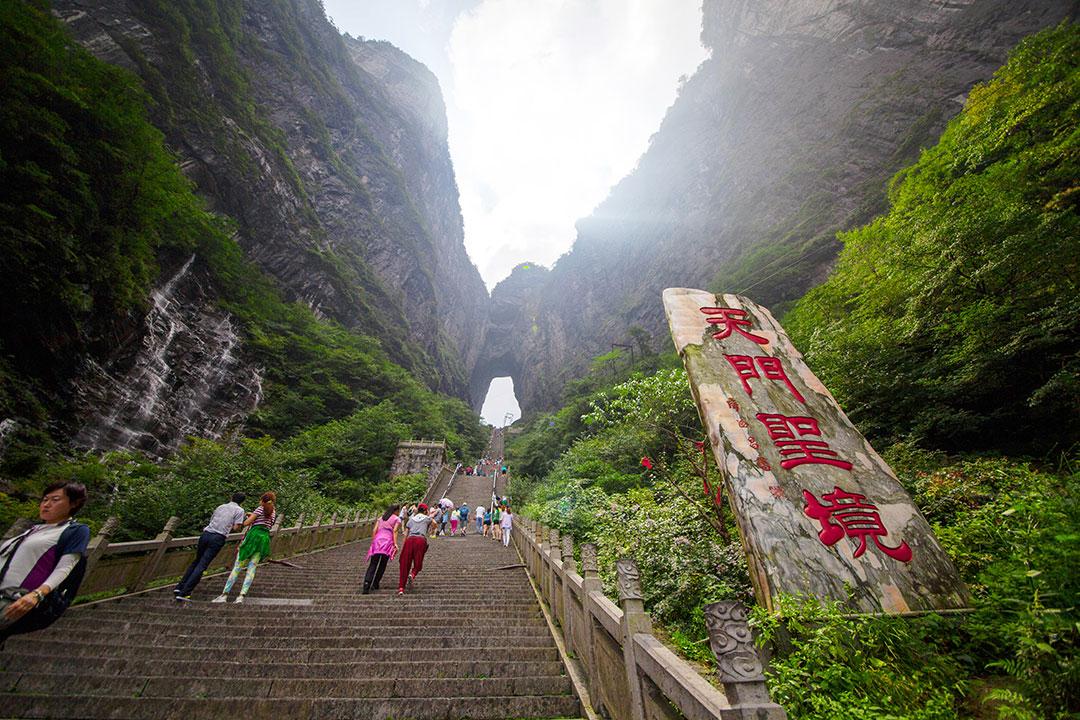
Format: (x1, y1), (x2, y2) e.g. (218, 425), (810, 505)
(478, 0), (1074, 414)
(54, 0), (488, 403)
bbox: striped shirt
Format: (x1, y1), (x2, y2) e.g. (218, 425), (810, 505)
(251, 506), (276, 529)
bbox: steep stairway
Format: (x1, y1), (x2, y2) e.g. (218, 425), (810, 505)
(0, 492), (579, 718)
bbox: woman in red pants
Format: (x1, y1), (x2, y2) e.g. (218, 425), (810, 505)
(398, 503), (435, 595)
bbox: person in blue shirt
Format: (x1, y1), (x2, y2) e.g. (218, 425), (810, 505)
(457, 503), (470, 535)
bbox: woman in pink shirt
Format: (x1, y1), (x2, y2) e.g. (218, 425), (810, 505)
(362, 504), (401, 594)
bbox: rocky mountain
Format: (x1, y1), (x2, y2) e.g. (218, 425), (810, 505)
(472, 0), (1075, 413)
(42, 0), (489, 453)
(5, 0), (1073, 457)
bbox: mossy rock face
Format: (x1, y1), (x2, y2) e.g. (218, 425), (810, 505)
(0, 1), (487, 529)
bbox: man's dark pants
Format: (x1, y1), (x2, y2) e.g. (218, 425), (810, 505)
(175, 531), (227, 596)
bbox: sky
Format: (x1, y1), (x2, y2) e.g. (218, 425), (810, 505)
(322, 0), (708, 425)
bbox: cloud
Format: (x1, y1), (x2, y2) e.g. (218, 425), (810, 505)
(447, 0), (708, 288)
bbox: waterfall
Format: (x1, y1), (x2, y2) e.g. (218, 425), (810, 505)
(73, 255), (262, 457)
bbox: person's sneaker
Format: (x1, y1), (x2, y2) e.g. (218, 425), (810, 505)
(211, 595), (228, 603)
(174, 595), (191, 602)
(234, 595), (245, 604)
(397, 590), (404, 596)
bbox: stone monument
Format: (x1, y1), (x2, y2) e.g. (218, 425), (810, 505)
(663, 288), (969, 614)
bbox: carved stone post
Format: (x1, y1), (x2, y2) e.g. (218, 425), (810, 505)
(704, 601), (784, 714)
(352, 509), (363, 542)
(84, 516), (119, 577)
(616, 557), (651, 720)
(525, 520), (536, 576)
(580, 543), (603, 710)
(307, 513), (323, 552)
(322, 512), (337, 550)
(548, 528), (562, 610)
(334, 511), (346, 546)
(283, 512), (303, 557)
(536, 525), (548, 597)
(270, 511), (284, 553)
(131, 516), (179, 593)
(560, 534), (575, 653)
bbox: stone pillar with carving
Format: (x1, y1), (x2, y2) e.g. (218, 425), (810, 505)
(307, 513), (324, 552)
(548, 528), (562, 612)
(561, 534), (576, 654)
(580, 543), (603, 713)
(84, 516), (119, 577)
(536, 525), (548, 599)
(131, 516), (179, 593)
(323, 512), (337, 550)
(616, 557), (651, 720)
(704, 601), (786, 717)
(283, 512), (303, 556)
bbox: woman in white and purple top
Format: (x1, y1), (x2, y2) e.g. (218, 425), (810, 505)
(0, 482), (91, 642)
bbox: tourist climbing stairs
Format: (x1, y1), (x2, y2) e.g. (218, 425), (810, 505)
(0, 473), (580, 719)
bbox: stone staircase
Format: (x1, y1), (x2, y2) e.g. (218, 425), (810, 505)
(0, 474), (579, 719)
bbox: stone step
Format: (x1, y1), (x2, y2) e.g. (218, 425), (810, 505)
(4, 633), (556, 651)
(1, 672), (573, 700)
(75, 606), (545, 622)
(0, 693), (581, 720)
(0, 526), (576, 719)
(0, 654), (567, 680)
(51, 621), (555, 639)
(2, 639), (560, 664)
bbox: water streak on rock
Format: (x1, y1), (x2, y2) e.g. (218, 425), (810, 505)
(73, 255), (262, 457)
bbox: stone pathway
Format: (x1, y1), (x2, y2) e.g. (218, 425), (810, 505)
(0, 474), (577, 719)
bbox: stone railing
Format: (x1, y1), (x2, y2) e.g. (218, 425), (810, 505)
(514, 518), (786, 720)
(1, 510), (378, 601)
(423, 464), (455, 505)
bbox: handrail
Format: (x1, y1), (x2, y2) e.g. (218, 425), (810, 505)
(1, 509), (380, 602)
(512, 517), (787, 720)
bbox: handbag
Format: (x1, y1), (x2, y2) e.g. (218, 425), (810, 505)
(0, 523), (84, 632)
(0, 529), (33, 629)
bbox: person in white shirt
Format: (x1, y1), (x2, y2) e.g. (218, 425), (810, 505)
(500, 508), (513, 547)
(474, 505), (485, 535)
(174, 493), (246, 600)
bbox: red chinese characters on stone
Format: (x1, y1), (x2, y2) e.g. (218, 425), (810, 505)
(725, 355), (806, 404)
(755, 413), (853, 470)
(700, 307), (768, 344)
(803, 486), (912, 562)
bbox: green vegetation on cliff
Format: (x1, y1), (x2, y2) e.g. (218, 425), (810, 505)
(0, 1), (484, 533)
(786, 24), (1079, 455)
(509, 24), (1078, 719)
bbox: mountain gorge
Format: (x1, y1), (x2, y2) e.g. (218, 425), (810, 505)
(4, 0), (491, 461)
(477, 0), (1075, 412)
(1, 0), (1073, 477)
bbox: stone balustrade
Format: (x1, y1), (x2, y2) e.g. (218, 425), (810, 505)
(513, 517), (787, 720)
(0, 509), (380, 602)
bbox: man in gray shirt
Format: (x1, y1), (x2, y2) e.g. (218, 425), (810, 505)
(174, 493), (246, 600)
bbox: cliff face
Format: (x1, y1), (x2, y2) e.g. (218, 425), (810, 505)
(479, 0), (1074, 414)
(48, 0), (488, 452)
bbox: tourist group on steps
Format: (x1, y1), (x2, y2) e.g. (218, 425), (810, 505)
(0, 467), (513, 643)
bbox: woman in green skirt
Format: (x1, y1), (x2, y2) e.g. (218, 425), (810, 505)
(213, 492), (276, 604)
